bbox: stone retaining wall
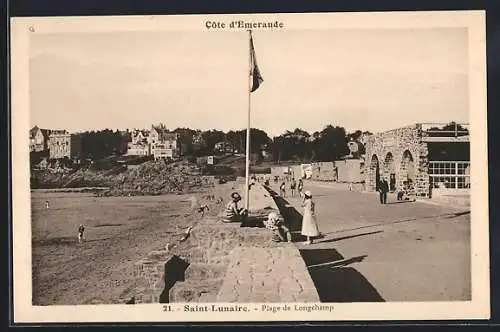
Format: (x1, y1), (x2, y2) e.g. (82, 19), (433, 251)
(133, 182), (285, 303)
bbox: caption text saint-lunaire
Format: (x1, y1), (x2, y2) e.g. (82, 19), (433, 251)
(205, 20), (284, 30)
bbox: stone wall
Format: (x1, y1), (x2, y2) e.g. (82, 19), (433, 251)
(335, 159), (363, 183)
(364, 124), (430, 197)
(132, 182), (322, 304)
(133, 183), (284, 303)
(311, 162), (336, 182)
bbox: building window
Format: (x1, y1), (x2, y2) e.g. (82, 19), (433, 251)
(429, 161), (470, 189)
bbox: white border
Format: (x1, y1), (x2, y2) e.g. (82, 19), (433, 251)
(11, 11), (489, 323)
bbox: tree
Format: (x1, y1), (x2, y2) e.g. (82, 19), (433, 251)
(201, 129), (226, 154)
(271, 128), (311, 163)
(173, 127), (197, 155)
(311, 125), (349, 161)
(78, 129), (127, 160)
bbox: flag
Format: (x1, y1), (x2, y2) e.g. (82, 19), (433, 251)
(249, 32), (263, 92)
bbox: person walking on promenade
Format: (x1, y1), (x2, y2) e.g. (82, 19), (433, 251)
(301, 190), (320, 245)
(290, 178), (297, 197)
(280, 181), (286, 197)
(378, 178), (389, 204)
(297, 179), (304, 198)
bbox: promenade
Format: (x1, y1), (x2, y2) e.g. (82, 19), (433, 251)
(268, 180), (471, 302)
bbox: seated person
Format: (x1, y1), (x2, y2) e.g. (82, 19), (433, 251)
(222, 192), (248, 223)
(397, 183), (406, 201)
(264, 212), (291, 243)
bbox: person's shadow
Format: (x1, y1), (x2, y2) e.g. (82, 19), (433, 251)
(300, 248), (384, 302)
(264, 186), (305, 241)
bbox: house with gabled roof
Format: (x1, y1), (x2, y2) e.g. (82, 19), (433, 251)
(29, 125), (51, 152)
(149, 124), (181, 160)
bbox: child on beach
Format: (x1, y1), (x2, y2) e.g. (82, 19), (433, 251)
(77, 224), (85, 244)
(301, 191), (320, 245)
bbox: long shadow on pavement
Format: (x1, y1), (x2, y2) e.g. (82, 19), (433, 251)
(265, 186), (304, 234)
(316, 230), (383, 244)
(264, 186), (385, 302)
(300, 248), (385, 302)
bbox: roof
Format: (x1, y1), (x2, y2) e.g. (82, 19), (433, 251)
(151, 125), (178, 141)
(132, 129), (150, 137)
(49, 129), (69, 136)
(30, 126), (52, 140)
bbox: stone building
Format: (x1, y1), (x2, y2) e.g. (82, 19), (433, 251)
(47, 130), (81, 160)
(364, 123), (470, 198)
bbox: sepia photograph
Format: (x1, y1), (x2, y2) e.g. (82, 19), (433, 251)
(11, 11), (489, 323)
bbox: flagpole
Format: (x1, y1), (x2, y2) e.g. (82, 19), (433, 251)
(244, 30), (252, 211)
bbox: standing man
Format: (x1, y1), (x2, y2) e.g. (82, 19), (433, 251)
(378, 178), (389, 204)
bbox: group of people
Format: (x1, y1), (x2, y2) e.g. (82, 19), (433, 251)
(221, 179), (321, 245)
(279, 178), (304, 198)
(378, 178), (416, 204)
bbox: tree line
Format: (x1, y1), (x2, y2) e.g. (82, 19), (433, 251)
(71, 125), (372, 163)
(71, 122), (462, 163)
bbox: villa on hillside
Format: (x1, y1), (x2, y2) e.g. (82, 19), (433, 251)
(127, 129), (151, 156)
(30, 126), (81, 160)
(48, 130), (82, 160)
(214, 141), (236, 154)
(29, 126), (51, 153)
(126, 124), (182, 160)
(149, 124), (181, 160)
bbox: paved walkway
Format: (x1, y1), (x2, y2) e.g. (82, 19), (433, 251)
(268, 181), (471, 302)
(216, 246), (319, 302)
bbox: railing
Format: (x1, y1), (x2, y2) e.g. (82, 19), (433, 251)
(419, 123), (470, 138)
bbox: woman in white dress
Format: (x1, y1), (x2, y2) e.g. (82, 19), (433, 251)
(301, 190), (320, 244)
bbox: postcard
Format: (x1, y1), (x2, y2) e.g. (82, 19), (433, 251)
(10, 10), (489, 323)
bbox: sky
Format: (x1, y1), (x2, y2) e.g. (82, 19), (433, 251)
(29, 28), (469, 137)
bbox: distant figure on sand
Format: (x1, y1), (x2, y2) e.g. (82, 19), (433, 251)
(280, 182), (286, 197)
(301, 191), (320, 245)
(197, 204), (210, 217)
(77, 224), (85, 244)
(222, 192), (248, 223)
(45, 200), (50, 209)
(290, 179), (297, 197)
